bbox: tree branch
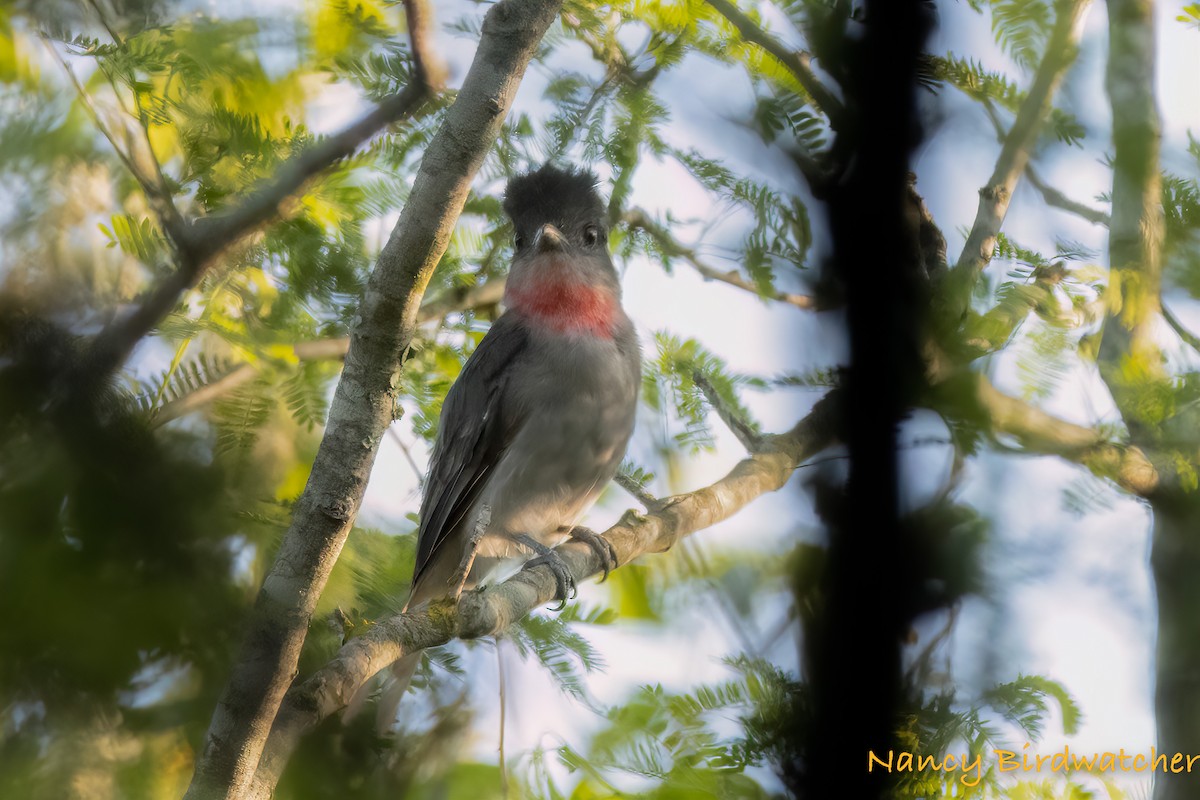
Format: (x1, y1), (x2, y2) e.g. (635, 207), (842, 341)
(703, 0), (844, 127)
(693, 372), (762, 451)
(84, 0), (447, 382)
(153, 279), (506, 425)
(946, 0), (1091, 317)
(622, 208), (816, 309)
(1163, 302), (1200, 356)
(1025, 164), (1110, 226)
(979, 100), (1111, 227)
(614, 470), (661, 510)
(182, 3), (560, 799)
(973, 373), (1158, 496)
(245, 393), (840, 799)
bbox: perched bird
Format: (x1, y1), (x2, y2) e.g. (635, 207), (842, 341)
(368, 164), (641, 726)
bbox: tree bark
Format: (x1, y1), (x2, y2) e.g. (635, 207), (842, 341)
(183, 3), (563, 798)
(1097, 3), (1179, 800)
(1151, 500), (1200, 800)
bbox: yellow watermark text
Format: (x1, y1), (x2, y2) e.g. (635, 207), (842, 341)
(868, 745), (1200, 787)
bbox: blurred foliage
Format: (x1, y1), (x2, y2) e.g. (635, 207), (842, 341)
(0, 0), (1196, 797)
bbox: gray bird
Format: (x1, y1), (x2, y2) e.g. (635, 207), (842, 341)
(368, 165), (641, 726)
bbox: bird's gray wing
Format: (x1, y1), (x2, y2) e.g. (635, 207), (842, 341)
(411, 313), (530, 587)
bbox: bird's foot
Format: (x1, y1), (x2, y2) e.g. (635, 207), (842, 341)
(562, 526), (618, 582)
(515, 534), (577, 610)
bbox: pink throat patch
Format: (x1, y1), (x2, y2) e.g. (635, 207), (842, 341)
(508, 280), (618, 337)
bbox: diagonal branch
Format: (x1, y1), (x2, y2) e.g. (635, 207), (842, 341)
(1025, 164), (1110, 226)
(85, 0), (447, 382)
(703, 0), (844, 127)
(973, 373), (1158, 496)
(1163, 302), (1200, 356)
(614, 469), (662, 510)
(980, 100), (1111, 227)
(245, 393), (841, 800)
(622, 208), (817, 309)
(693, 371), (762, 451)
(183, 3), (560, 799)
(153, 279), (506, 425)
(947, 0), (1091, 317)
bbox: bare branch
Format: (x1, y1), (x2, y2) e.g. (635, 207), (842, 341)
(1025, 165), (1110, 226)
(980, 101), (1111, 227)
(387, 428), (427, 488)
(703, 0), (844, 127)
(622, 208), (816, 309)
(414, 276), (506, 320)
(1163, 303), (1200, 356)
(183, 2), (559, 798)
(85, 0), (448, 382)
(947, 0), (1091, 316)
(153, 279), (505, 425)
(974, 373), (1158, 496)
(693, 372), (762, 451)
(246, 394), (840, 799)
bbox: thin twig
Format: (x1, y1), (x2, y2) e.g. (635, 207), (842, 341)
(981, 100), (1110, 227)
(903, 604), (959, 686)
(1025, 165), (1110, 225)
(42, 36), (185, 238)
(703, 0), (844, 127)
(84, 0), (447, 382)
(693, 372), (762, 452)
(1163, 303), (1200, 356)
(496, 639), (509, 799)
(614, 470), (660, 510)
(387, 428), (426, 488)
(623, 208), (816, 309)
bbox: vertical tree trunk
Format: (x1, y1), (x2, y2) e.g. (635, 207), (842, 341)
(1100, 2), (1178, 798)
(1152, 500), (1200, 800)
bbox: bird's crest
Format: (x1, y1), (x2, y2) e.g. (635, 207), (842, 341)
(503, 164), (605, 229)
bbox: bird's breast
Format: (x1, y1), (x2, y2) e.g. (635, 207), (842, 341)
(483, 324), (640, 541)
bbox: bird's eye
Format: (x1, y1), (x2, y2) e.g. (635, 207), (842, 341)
(583, 225), (600, 246)
(514, 233), (525, 250)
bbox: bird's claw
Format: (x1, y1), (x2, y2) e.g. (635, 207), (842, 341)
(523, 549), (578, 609)
(567, 526), (618, 582)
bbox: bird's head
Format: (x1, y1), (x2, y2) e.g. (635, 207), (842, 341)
(502, 164), (619, 300)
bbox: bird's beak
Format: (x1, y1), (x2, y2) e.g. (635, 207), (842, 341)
(535, 224), (567, 254)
